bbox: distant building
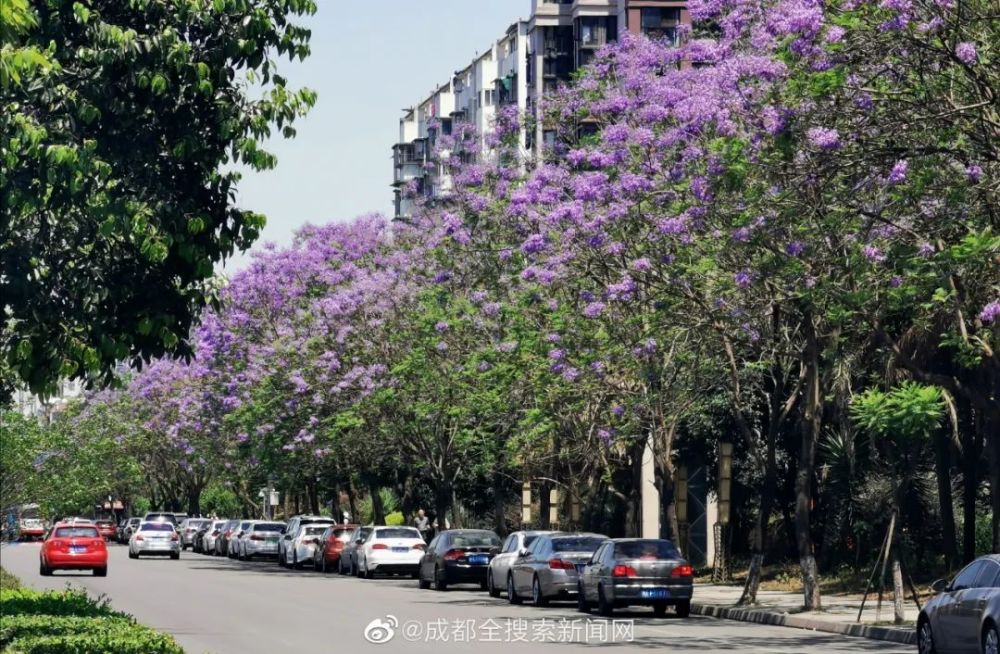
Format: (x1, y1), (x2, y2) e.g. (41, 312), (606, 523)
(392, 0), (689, 218)
(13, 379), (85, 424)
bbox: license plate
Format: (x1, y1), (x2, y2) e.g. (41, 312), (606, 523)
(392, 547), (409, 553)
(267, 537), (279, 542)
(641, 588), (670, 599)
(468, 554), (488, 565)
(70, 546), (87, 553)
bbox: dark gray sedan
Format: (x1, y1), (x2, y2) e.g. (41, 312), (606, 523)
(578, 538), (693, 617)
(508, 533), (607, 606)
(918, 554), (1000, 654)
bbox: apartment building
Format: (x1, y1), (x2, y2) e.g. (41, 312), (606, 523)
(392, 0), (687, 218)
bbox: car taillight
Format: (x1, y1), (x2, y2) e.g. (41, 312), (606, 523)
(135, 535), (144, 541)
(412, 543), (425, 550)
(548, 558), (575, 570)
(612, 565), (637, 578)
(443, 549), (464, 561)
(331, 541), (345, 550)
(671, 565), (693, 578)
(171, 533), (179, 541)
(250, 534), (264, 541)
(371, 543), (388, 550)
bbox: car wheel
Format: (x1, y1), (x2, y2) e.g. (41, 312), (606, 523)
(433, 566), (448, 591)
(917, 617), (936, 654)
(129, 550), (138, 560)
(278, 548), (286, 567)
(419, 568), (431, 590)
(170, 552), (180, 560)
(507, 574), (522, 605)
(532, 576), (548, 607)
(338, 558), (346, 575)
(653, 602), (667, 617)
(597, 585), (614, 617)
(39, 561), (51, 576)
(675, 599), (691, 618)
(318, 558), (326, 573)
(363, 559), (374, 579)
(94, 567), (107, 577)
(984, 623), (998, 654)
(577, 583), (591, 613)
(487, 571), (501, 598)
(293, 550), (303, 570)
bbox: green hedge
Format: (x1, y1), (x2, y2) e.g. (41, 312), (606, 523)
(0, 585), (183, 654)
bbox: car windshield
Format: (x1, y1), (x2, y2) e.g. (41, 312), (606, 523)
(334, 529), (354, 542)
(254, 524), (283, 532)
(54, 527), (99, 538)
(353, 529), (372, 542)
(302, 526), (326, 536)
(97, 521), (113, 526)
(141, 523), (174, 532)
(190, 519), (210, 527)
(552, 537), (606, 553)
(375, 528), (421, 539)
(129, 519), (141, 525)
(614, 540), (681, 560)
(451, 533), (501, 547)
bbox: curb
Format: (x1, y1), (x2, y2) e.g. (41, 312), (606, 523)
(691, 602), (917, 645)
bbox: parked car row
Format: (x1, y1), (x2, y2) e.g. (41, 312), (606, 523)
(180, 514), (695, 618)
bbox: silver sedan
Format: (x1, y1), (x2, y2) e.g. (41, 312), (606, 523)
(488, 530), (556, 597)
(578, 538), (693, 617)
(128, 522), (180, 559)
(918, 554), (1000, 654)
(508, 533), (607, 606)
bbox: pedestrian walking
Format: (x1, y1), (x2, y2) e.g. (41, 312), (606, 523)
(414, 509), (430, 542)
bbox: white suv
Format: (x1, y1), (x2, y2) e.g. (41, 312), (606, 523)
(277, 515), (334, 567)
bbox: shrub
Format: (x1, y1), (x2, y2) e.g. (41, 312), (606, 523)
(4, 631), (183, 654)
(0, 589), (110, 617)
(0, 567), (21, 590)
(385, 511), (404, 526)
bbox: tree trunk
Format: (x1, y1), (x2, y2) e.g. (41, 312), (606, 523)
(307, 480), (319, 515)
(798, 321), (822, 610)
(891, 554), (905, 625)
(935, 428), (958, 567)
(988, 409), (1000, 553)
(962, 431), (979, 563)
(493, 470), (507, 535)
(538, 479), (551, 529)
(370, 483), (385, 524)
(186, 486), (201, 517)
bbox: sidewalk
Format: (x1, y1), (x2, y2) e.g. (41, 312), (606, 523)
(691, 584), (918, 645)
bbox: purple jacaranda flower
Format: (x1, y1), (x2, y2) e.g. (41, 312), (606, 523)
(435, 321), (449, 333)
(477, 361), (491, 373)
(613, 405), (625, 417)
(890, 276), (903, 287)
(734, 270), (753, 288)
(499, 248), (513, 261)
(598, 429), (613, 444)
(967, 164), (983, 183)
(732, 227), (752, 242)
(863, 245), (887, 262)
(546, 332), (561, 343)
(806, 127), (840, 150)
(886, 160), (908, 184)
(562, 367), (580, 382)
(631, 257), (652, 272)
(583, 302), (606, 318)
(918, 242), (935, 257)
(433, 271), (451, 283)
(955, 42), (978, 64)
(435, 341), (448, 352)
(548, 349), (565, 361)
(979, 301), (1000, 324)
(547, 299), (559, 311)
(471, 290), (488, 304)
(590, 361), (605, 373)
(785, 241), (805, 256)
(496, 341), (518, 353)
(236, 432), (249, 443)
(521, 233), (547, 254)
(482, 302), (501, 317)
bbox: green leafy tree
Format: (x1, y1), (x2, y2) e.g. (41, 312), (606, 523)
(1, 0), (317, 401)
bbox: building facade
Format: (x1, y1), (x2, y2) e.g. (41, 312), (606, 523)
(392, 0), (688, 218)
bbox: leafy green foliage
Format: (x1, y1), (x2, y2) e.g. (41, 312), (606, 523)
(851, 382), (945, 446)
(1, 0), (317, 401)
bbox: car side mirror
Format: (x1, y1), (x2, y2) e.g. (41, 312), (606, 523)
(518, 548), (530, 558)
(355, 539), (364, 545)
(489, 546), (500, 556)
(931, 579), (949, 594)
(283, 534), (292, 540)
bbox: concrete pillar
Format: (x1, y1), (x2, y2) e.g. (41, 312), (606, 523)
(641, 434), (659, 538)
(521, 482), (532, 526)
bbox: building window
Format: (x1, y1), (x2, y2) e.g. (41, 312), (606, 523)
(641, 8), (680, 45)
(578, 16), (614, 47)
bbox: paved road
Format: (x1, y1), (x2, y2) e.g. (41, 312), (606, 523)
(1, 542), (912, 654)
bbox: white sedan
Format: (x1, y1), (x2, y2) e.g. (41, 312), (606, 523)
(356, 526), (426, 579)
(283, 524), (327, 569)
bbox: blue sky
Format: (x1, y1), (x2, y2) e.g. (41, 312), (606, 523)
(225, 0), (525, 271)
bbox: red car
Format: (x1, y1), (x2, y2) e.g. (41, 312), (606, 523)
(39, 523), (108, 576)
(313, 524), (359, 573)
(96, 520), (117, 540)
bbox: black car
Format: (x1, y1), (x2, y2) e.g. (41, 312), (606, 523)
(418, 529), (501, 591)
(918, 554), (1000, 654)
